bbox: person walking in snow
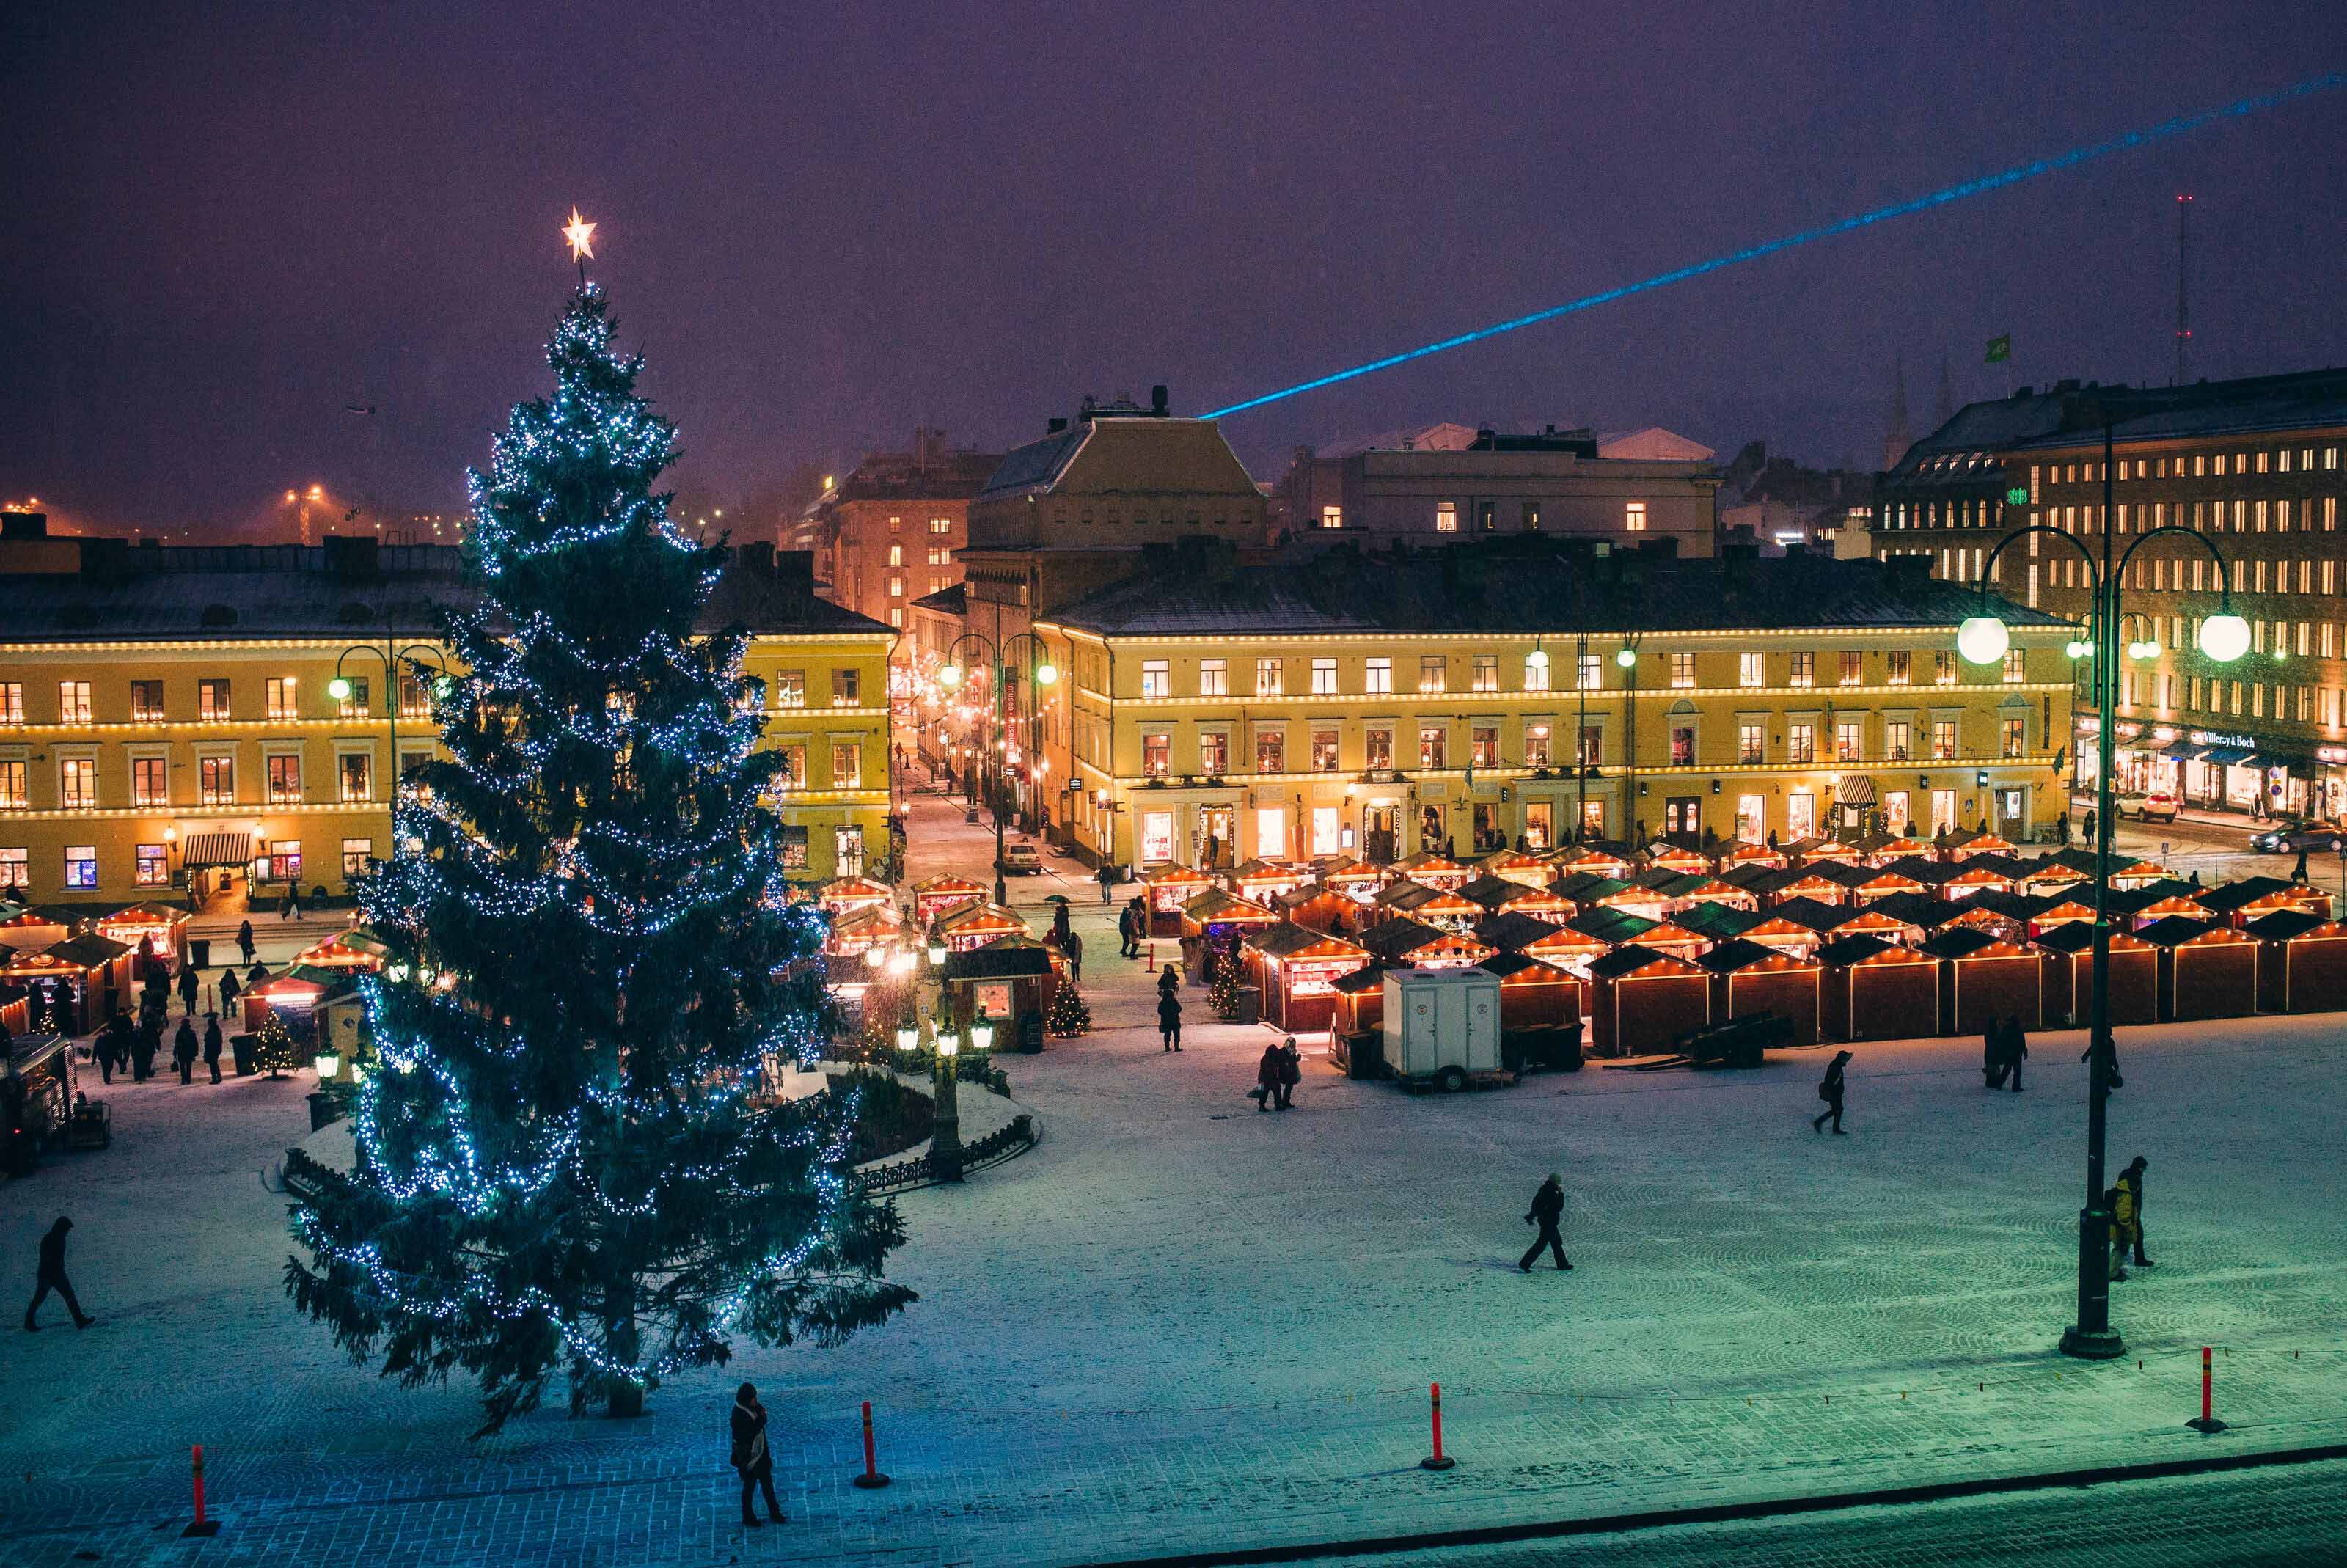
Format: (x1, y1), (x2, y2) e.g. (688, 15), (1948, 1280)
(2108, 1173), (2139, 1282)
(202, 1014), (224, 1084)
(2120, 1155), (2154, 1268)
(1253, 1043), (1281, 1110)
(1518, 1173), (1572, 1272)
(1157, 962), (1180, 999)
(728, 1382), (784, 1528)
(1096, 862), (1118, 905)
(131, 1016), (160, 1082)
(1116, 901), (1135, 959)
(218, 967), (241, 1014)
(23, 1217), (93, 1331)
(2082, 807), (2098, 844)
(1811, 1050), (1850, 1134)
(1275, 1038), (1302, 1110)
(1982, 1021), (2006, 1089)
(2002, 1017), (2027, 1091)
(172, 1018), (199, 1085)
(1157, 989), (1182, 1052)
(176, 963), (199, 1016)
(1061, 926), (1083, 983)
(236, 919), (255, 965)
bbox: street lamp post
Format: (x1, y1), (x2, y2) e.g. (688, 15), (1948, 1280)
(1963, 432), (2247, 1362)
(937, 631), (1058, 905)
(1617, 637), (1643, 844)
(329, 618), (445, 836)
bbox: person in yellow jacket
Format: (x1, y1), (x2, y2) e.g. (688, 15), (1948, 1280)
(2108, 1174), (2139, 1283)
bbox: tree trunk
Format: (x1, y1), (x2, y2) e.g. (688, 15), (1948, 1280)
(605, 1264), (645, 1418)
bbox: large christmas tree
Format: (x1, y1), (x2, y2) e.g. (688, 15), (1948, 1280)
(287, 284), (912, 1432)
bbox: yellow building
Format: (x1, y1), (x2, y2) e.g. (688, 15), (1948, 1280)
(1032, 537), (2073, 870)
(0, 524), (892, 906)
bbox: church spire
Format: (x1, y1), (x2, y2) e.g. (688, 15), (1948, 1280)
(1882, 350), (1913, 471)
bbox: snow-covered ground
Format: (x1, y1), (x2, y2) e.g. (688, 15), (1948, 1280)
(3, 789), (2344, 1567)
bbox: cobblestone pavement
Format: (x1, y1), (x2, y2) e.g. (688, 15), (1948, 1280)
(1310, 1454), (2347, 1568)
(2, 788), (2343, 1568)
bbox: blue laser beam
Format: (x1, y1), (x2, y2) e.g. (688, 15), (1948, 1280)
(1204, 73), (2345, 421)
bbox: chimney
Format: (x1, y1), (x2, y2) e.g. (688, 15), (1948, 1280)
(0, 510), (48, 539)
(1047, 417), (1068, 434)
(739, 540), (775, 576)
(772, 548), (815, 597)
(1151, 384), (1169, 417)
(322, 533), (380, 579)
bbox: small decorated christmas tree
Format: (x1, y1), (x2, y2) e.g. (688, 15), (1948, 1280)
(255, 1009), (302, 1078)
(1209, 954), (1240, 1019)
(1044, 983), (1091, 1038)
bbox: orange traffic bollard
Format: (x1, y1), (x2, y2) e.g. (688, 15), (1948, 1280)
(2186, 1346), (2227, 1434)
(852, 1400), (892, 1487)
(1421, 1382), (1456, 1471)
(181, 1444), (220, 1536)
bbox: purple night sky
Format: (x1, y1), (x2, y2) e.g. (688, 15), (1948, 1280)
(4, 1), (2342, 538)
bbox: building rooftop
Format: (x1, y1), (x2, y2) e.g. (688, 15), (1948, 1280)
(0, 535), (890, 642)
(1039, 535), (2060, 640)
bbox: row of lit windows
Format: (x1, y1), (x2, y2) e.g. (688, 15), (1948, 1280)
(882, 516), (956, 535)
(2034, 445), (2342, 493)
(0, 676), (430, 727)
(0, 750), (378, 810)
(0, 838), (371, 894)
(883, 544), (953, 567)
(1129, 711), (2026, 778)
(1130, 645), (2025, 700)
(2038, 496), (2340, 538)
(2117, 670), (2347, 729)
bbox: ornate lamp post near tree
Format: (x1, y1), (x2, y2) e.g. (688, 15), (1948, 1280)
(329, 620), (446, 832)
(1960, 424), (2248, 1361)
(937, 631), (1058, 904)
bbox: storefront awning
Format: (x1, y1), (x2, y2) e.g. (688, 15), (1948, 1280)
(2258, 752), (2316, 776)
(181, 832), (254, 870)
(1836, 776), (1878, 807)
(2162, 742), (2208, 761)
(2201, 747), (2255, 766)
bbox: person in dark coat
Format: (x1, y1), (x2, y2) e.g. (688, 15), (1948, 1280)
(2083, 807), (2098, 844)
(246, 961), (269, 991)
(172, 1019), (199, 1085)
(236, 919), (256, 965)
(176, 964), (199, 1016)
(1116, 901), (1135, 959)
(94, 1011), (123, 1084)
(1275, 1038), (1302, 1110)
(131, 1016), (160, 1082)
(202, 1014), (224, 1084)
(1253, 1044), (1281, 1110)
(23, 1216), (93, 1330)
(218, 968), (241, 1014)
(1811, 1050), (1851, 1134)
(2003, 1016), (2027, 1092)
(2293, 848), (2311, 885)
(1157, 963), (1180, 999)
(2121, 1155), (2154, 1267)
(1061, 927), (1083, 983)
(728, 1382), (783, 1527)
(1982, 1022), (2006, 1089)
(1096, 862), (1118, 905)
(1157, 989), (1183, 1052)
(1518, 1173), (1572, 1272)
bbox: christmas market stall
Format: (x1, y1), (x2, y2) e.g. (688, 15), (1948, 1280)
(2106, 858), (2170, 892)
(2197, 876), (2318, 930)
(937, 900), (1031, 954)
(1329, 964), (1388, 1042)
(1479, 914), (1608, 976)
(2032, 921), (2157, 1027)
(2016, 855), (2092, 897)
(1919, 927), (2043, 1035)
(1640, 841), (1710, 877)
(1816, 935), (1940, 1042)
(1736, 909), (1837, 959)
(1312, 856), (1388, 904)
(94, 903), (191, 967)
(1358, 917), (1493, 971)
(1228, 857), (1310, 904)
(1272, 882), (1361, 937)
(824, 903), (905, 964)
(1696, 937), (1821, 1044)
(2109, 879), (2213, 931)
(1390, 849), (1474, 890)
(1941, 829), (2019, 861)
(1475, 847), (1554, 889)
(241, 964), (359, 1047)
(939, 939), (1061, 1043)
(1744, 864), (1845, 908)
(816, 875), (896, 918)
(1139, 864), (1217, 935)
(1717, 840), (1788, 875)
(1586, 944), (1710, 1057)
(909, 873), (990, 926)
(2248, 909), (2347, 1014)
(1555, 873), (1668, 922)
(1373, 879), (1483, 931)
(1941, 858), (2020, 900)
(292, 928), (392, 972)
(1476, 950), (1583, 1029)
(1548, 842), (1634, 881)
(1819, 860), (1927, 904)
(1651, 871), (1761, 914)
(2140, 916), (2258, 1023)
(0, 904), (81, 952)
(1244, 921), (1370, 1034)
(0, 935), (131, 1036)
(1672, 901), (1764, 945)
(1179, 888), (1281, 983)
(1464, 875), (1576, 925)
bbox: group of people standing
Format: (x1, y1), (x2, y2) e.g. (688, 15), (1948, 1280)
(1251, 1038), (1301, 1110)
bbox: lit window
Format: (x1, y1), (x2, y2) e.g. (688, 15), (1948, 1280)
(1199, 732), (1228, 774)
(1434, 503), (1457, 532)
(1256, 730), (1284, 773)
(1839, 651), (1862, 686)
(2003, 648), (2026, 683)
(1524, 653), (1551, 692)
(832, 668), (860, 705)
(1140, 660), (1170, 699)
(58, 681), (92, 723)
(1198, 658), (1227, 697)
(1739, 653), (1764, 688)
(1525, 725), (1552, 767)
(831, 742), (861, 785)
(1788, 724), (1815, 764)
(1935, 651), (1958, 684)
(0, 683), (21, 724)
(267, 754), (302, 804)
(1670, 653), (1695, 689)
(1836, 720), (1862, 761)
(1932, 719), (1958, 759)
(131, 680), (165, 722)
(1364, 657), (1391, 695)
(343, 838), (376, 878)
(1418, 656), (1447, 693)
(266, 676), (298, 721)
(1887, 650), (1912, 684)
(2002, 717), (2026, 757)
(1471, 654), (1498, 692)
(1579, 654), (1603, 691)
(1738, 723), (1763, 764)
(1256, 658), (1283, 696)
(0, 761), (25, 808)
(1789, 652), (1814, 687)
(65, 845), (98, 889)
(1312, 730), (1340, 772)
(339, 752), (371, 802)
(132, 756), (167, 808)
(1419, 725), (1447, 769)
(0, 846), (29, 889)
(59, 757), (96, 808)
(199, 755), (234, 805)
(267, 840), (303, 882)
(135, 843), (167, 886)
(1625, 501), (1647, 532)
(1364, 728), (1393, 769)
(1143, 733), (1170, 775)
(1311, 658), (1338, 695)
(1320, 505), (1343, 530)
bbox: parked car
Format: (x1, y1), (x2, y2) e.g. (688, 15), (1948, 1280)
(997, 841), (1042, 875)
(2250, 817), (2347, 854)
(2134, 791), (2180, 823)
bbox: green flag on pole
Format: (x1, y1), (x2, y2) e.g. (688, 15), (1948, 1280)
(1985, 334), (2012, 364)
